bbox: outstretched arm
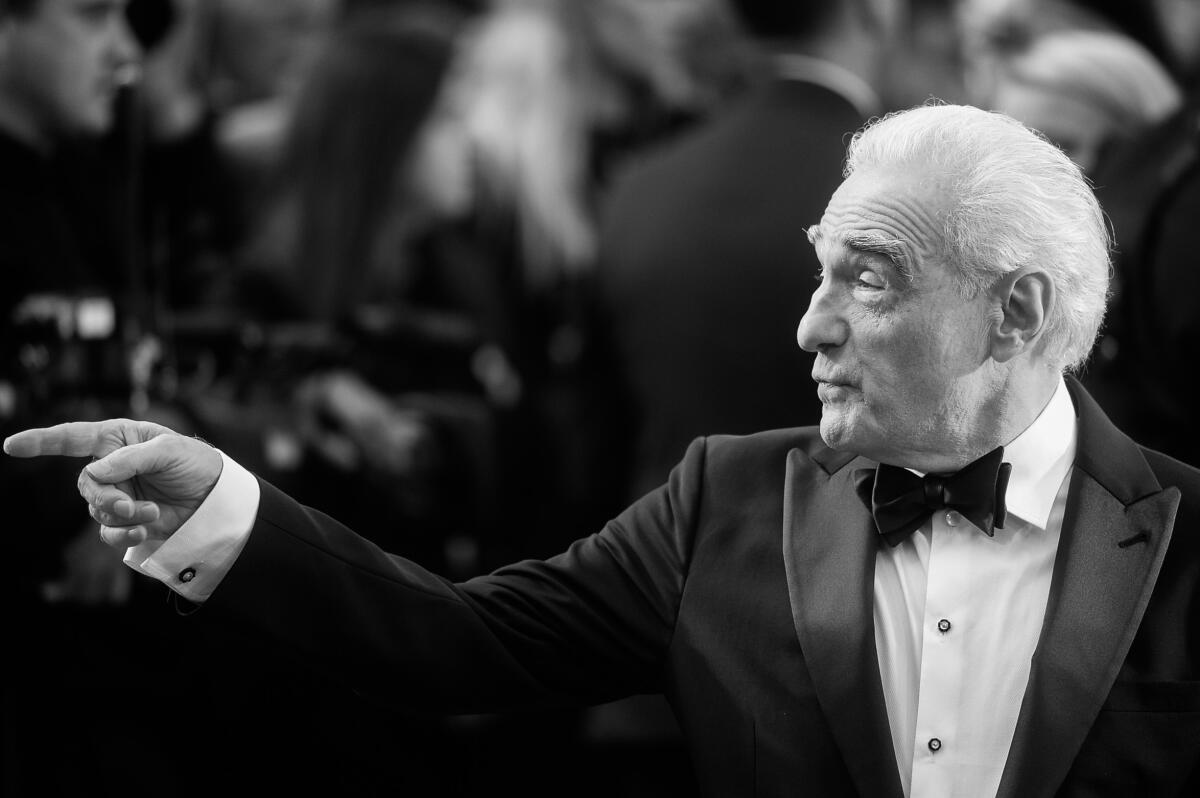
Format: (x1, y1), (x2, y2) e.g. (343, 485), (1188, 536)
(5, 418), (703, 711)
(3, 419), (223, 548)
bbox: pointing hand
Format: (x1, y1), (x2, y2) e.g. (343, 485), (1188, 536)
(4, 419), (223, 548)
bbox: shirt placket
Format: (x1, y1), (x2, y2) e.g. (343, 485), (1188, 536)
(909, 511), (977, 797)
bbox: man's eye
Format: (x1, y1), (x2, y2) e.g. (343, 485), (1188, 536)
(856, 271), (885, 289)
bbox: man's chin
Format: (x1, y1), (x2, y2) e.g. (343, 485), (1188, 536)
(817, 413), (857, 452)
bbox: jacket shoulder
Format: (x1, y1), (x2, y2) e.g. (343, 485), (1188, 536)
(704, 426), (824, 456)
(692, 426), (829, 489)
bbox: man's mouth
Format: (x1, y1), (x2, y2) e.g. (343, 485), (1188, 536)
(814, 375), (859, 403)
(813, 374), (856, 389)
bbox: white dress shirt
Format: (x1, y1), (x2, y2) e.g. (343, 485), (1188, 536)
(874, 378), (1076, 797)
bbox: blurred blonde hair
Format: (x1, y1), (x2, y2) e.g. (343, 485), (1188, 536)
(416, 0), (709, 289)
(997, 29), (1181, 139)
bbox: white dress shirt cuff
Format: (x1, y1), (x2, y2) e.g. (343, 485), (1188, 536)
(123, 450), (261, 603)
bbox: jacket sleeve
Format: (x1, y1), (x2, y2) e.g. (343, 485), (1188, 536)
(205, 437), (709, 714)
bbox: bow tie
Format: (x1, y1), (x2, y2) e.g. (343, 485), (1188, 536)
(854, 447), (1012, 547)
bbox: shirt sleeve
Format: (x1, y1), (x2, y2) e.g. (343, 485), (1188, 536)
(122, 450), (261, 603)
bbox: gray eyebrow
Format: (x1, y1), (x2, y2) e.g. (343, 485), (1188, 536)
(843, 231), (913, 282)
(806, 225), (914, 284)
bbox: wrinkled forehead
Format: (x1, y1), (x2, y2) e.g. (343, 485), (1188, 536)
(807, 169), (949, 275)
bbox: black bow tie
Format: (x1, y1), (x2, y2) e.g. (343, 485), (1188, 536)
(854, 447), (1012, 547)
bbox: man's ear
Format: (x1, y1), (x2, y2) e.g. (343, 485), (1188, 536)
(990, 270), (1053, 362)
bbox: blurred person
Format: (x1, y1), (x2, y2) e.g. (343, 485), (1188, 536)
(141, 0), (343, 237)
(0, 0), (139, 623)
(1155, 0), (1200, 81)
(1077, 5), (1200, 468)
(425, 0), (706, 292)
(986, 28), (1181, 173)
(958, 0), (1171, 64)
(243, 2), (460, 324)
(410, 0), (713, 566)
(203, 0), (340, 164)
(120, 0), (256, 322)
(0, 1), (184, 796)
(957, 0), (1176, 102)
(410, 3), (718, 785)
(12, 103), (1200, 798)
(598, 0), (900, 501)
(877, 0), (971, 109)
(233, 2), (493, 564)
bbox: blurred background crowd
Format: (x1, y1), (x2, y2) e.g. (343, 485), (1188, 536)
(2, 0), (1199, 795)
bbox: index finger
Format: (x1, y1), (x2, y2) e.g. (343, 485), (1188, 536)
(3, 422), (109, 459)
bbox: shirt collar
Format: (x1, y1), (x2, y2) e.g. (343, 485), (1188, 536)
(1001, 377), (1077, 530)
(771, 53), (882, 120)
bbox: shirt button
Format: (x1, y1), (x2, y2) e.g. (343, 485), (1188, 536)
(944, 510), (961, 526)
(179, 567), (197, 583)
(928, 737), (942, 752)
(937, 618), (952, 633)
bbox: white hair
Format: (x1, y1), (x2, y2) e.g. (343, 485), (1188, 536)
(844, 103), (1111, 372)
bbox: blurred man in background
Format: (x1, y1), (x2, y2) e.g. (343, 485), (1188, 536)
(0, 2), (159, 795)
(598, 0), (969, 504)
(0, 0), (140, 619)
(598, 0), (883, 501)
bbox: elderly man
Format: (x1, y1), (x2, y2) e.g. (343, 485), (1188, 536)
(7, 104), (1199, 797)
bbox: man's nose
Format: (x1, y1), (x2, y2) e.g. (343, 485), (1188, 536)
(796, 280), (848, 353)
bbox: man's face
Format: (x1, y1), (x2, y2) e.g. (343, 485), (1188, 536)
(1, 0), (138, 141)
(798, 168), (999, 468)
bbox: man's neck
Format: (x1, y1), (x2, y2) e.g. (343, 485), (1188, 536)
(958, 370), (1063, 472)
(891, 367), (1062, 475)
(995, 365), (1062, 439)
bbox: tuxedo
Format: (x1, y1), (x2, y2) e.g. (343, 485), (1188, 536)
(207, 378), (1200, 796)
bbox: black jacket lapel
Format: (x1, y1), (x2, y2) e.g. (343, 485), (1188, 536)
(783, 444), (905, 798)
(997, 378), (1181, 798)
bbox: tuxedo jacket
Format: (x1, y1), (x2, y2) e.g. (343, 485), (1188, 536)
(210, 379), (1200, 796)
